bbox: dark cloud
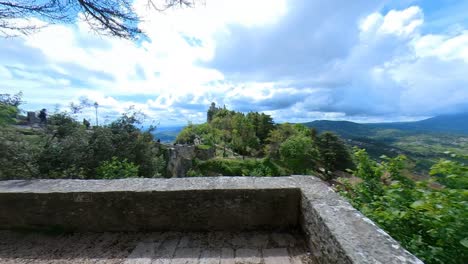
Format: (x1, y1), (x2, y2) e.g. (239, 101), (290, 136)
(59, 62), (115, 82)
(206, 0), (384, 82)
(0, 38), (48, 65)
(203, 1), (468, 119)
(227, 89), (313, 112)
(171, 94), (207, 111)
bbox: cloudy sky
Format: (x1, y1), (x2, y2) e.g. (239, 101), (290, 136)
(1, 0), (468, 126)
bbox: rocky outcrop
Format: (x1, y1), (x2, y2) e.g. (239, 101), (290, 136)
(165, 144), (215, 177)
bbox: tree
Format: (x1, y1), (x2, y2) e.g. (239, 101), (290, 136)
(279, 134), (318, 174)
(265, 123), (309, 159)
(316, 131), (353, 175)
(0, 104), (17, 126)
(0, 92), (22, 126)
(247, 112), (274, 144)
(0, 0), (195, 38)
(0, 126), (41, 179)
(231, 113), (258, 158)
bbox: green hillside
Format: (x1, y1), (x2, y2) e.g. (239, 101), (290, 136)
(369, 113), (468, 134)
(304, 115), (468, 173)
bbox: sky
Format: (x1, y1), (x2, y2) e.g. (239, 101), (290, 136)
(1, 0), (468, 126)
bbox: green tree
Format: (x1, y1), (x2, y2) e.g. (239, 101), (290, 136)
(247, 112), (275, 144)
(338, 149), (468, 264)
(265, 123), (302, 158)
(0, 127), (41, 179)
(430, 158), (468, 189)
(0, 92), (22, 126)
(279, 134), (318, 174)
(231, 113), (259, 158)
(316, 132), (353, 177)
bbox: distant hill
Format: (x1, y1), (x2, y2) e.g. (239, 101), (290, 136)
(303, 120), (374, 138)
(368, 113), (468, 134)
(152, 126), (183, 143)
(303, 113), (468, 173)
(304, 112), (468, 137)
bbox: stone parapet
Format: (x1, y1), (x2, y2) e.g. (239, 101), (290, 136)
(0, 176), (423, 263)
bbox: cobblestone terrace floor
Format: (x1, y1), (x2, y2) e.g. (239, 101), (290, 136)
(0, 230), (315, 264)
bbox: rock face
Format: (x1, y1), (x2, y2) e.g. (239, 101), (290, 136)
(165, 145), (215, 177)
(0, 176), (423, 264)
(166, 145), (195, 177)
(195, 146), (216, 161)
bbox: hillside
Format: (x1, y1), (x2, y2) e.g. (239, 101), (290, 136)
(368, 112), (468, 134)
(303, 113), (468, 173)
(305, 112), (468, 137)
(153, 126), (183, 143)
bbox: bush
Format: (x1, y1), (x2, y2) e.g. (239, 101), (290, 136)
(96, 157), (139, 179)
(195, 157), (287, 176)
(338, 149), (468, 264)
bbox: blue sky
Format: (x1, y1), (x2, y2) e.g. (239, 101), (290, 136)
(1, 0), (468, 126)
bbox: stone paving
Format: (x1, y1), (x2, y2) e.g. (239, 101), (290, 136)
(0, 230), (315, 264)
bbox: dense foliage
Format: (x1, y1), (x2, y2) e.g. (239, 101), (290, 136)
(187, 157), (287, 177)
(0, 92), (22, 126)
(96, 157), (139, 179)
(338, 149), (468, 263)
(0, 96), (166, 179)
(305, 119), (468, 175)
(176, 105), (352, 176)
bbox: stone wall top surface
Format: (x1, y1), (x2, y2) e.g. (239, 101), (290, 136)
(0, 176), (316, 193)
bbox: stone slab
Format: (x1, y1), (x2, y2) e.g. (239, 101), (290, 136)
(0, 230), (312, 264)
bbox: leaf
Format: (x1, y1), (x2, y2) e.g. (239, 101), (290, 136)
(411, 200), (425, 209)
(460, 238), (468, 248)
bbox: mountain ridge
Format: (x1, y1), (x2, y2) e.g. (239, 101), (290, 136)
(304, 112), (468, 136)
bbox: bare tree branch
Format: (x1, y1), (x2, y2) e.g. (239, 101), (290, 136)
(0, 0), (196, 39)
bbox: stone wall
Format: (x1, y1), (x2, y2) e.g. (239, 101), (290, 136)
(0, 176), (423, 264)
(0, 189), (299, 232)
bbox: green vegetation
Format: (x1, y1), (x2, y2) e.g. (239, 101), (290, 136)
(305, 119), (468, 174)
(338, 149), (468, 264)
(188, 157), (287, 177)
(3, 95), (467, 263)
(96, 157), (139, 179)
(176, 104), (352, 177)
(0, 94), (166, 179)
(0, 93), (22, 126)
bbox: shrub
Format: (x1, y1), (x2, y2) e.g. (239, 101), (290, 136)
(96, 157), (139, 179)
(338, 149), (468, 264)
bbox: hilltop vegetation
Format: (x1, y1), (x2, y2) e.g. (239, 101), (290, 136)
(305, 117), (468, 174)
(175, 103), (352, 177)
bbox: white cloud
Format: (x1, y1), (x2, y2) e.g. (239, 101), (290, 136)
(378, 6), (423, 35)
(1, 1), (467, 125)
(1, 0), (288, 124)
(414, 31), (468, 62)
